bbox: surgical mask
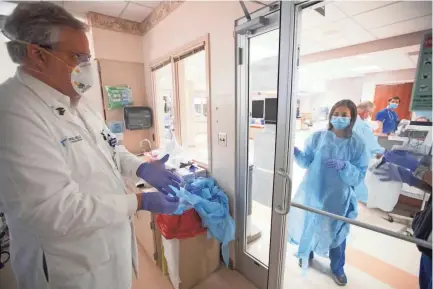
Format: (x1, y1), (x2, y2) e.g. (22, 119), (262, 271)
(331, 116), (351, 130)
(388, 103), (398, 110)
(70, 61), (93, 95)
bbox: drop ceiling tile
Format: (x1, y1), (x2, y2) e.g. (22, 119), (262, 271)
(64, 1), (127, 17)
(353, 1), (432, 30)
(409, 54), (419, 65)
(301, 3), (347, 30)
(0, 1), (17, 15)
(303, 18), (375, 50)
(120, 2), (152, 22)
(334, 1), (394, 16)
(370, 15), (432, 39)
(130, 1), (161, 8)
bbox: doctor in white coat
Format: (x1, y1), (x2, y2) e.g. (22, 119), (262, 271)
(0, 3), (181, 289)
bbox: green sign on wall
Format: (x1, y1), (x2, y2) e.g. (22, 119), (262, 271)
(105, 86), (133, 110)
(411, 32), (432, 111)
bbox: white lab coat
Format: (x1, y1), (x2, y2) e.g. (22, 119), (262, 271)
(0, 70), (142, 289)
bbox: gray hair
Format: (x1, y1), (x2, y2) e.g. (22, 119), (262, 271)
(357, 101), (375, 111)
(2, 2), (88, 64)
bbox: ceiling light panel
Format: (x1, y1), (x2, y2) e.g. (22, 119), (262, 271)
(121, 2), (152, 22)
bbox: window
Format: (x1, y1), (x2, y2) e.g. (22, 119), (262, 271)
(151, 37), (210, 167)
(176, 49), (209, 165)
(152, 62), (175, 145)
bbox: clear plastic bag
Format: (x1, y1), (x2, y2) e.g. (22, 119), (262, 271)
(366, 159), (403, 212)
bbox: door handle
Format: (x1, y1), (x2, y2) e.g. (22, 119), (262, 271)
(274, 168), (292, 215)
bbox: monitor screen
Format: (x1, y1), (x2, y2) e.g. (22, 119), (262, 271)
(124, 106), (153, 130)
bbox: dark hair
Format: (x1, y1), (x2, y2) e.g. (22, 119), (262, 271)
(388, 96), (401, 102)
(328, 99), (357, 138)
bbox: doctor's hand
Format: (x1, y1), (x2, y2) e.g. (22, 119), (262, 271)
(324, 159), (346, 171)
(137, 192), (179, 215)
(374, 165), (419, 187)
(137, 154), (182, 195)
(383, 150), (419, 172)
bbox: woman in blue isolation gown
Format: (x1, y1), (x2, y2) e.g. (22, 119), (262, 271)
(289, 99), (369, 286)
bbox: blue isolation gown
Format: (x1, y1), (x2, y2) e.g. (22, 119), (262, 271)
(352, 116), (385, 203)
(288, 130), (369, 263)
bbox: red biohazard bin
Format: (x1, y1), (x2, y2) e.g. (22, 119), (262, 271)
(156, 209), (206, 239)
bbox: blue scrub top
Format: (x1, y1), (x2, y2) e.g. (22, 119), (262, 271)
(375, 108), (399, 134)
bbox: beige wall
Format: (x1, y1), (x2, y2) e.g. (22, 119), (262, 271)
(361, 68), (416, 102)
(301, 69), (417, 119)
(92, 27), (144, 63)
(90, 27), (153, 153)
(142, 1), (260, 208)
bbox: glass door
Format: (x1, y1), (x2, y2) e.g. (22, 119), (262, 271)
(235, 4), (288, 289)
(236, 1), (432, 289)
(272, 1), (433, 289)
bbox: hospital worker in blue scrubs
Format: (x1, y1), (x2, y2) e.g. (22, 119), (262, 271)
(290, 99), (369, 286)
(375, 96), (400, 134)
(353, 101), (385, 203)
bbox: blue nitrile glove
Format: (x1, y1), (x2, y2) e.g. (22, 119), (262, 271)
(374, 166), (419, 187)
(324, 159), (346, 171)
(140, 191), (179, 215)
(137, 154), (182, 195)
(294, 147), (301, 156)
(383, 150), (419, 172)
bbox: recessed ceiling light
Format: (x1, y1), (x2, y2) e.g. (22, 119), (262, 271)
(356, 55), (368, 59)
(0, 1), (17, 15)
(352, 65), (381, 72)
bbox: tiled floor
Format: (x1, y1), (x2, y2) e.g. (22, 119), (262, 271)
(1, 244), (257, 289)
(133, 245), (259, 289)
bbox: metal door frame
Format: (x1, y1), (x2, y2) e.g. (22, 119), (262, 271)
(235, 4), (282, 289)
(236, 1), (432, 289)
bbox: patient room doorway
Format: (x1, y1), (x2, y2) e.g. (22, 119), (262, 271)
(235, 1), (432, 289)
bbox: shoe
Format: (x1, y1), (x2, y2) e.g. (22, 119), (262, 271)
(333, 273), (347, 286)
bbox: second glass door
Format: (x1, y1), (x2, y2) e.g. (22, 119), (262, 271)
(237, 1), (432, 289)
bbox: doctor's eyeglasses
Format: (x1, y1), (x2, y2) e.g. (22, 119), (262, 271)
(39, 44), (92, 63)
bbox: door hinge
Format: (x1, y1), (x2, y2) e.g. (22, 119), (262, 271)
(238, 47), (243, 65)
(153, 252), (158, 261)
(150, 221), (155, 231)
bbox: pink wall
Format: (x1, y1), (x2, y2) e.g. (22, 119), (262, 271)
(90, 27), (153, 153)
(92, 27), (144, 63)
(142, 1), (260, 205)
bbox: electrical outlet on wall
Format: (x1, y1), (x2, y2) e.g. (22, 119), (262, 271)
(218, 132), (227, 147)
